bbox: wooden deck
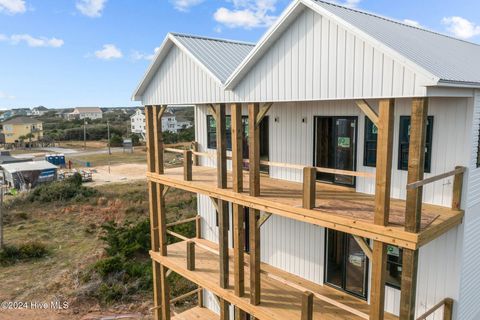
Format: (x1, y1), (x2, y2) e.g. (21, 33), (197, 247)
(147, 166), (463, 249)
(152, 239), (399, 320)
(173, 306), (218, 320)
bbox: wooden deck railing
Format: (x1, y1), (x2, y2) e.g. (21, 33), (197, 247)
(406, 166), (466, 210)
(416, 298), (453, 320)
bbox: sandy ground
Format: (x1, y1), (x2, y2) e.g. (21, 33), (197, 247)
(85, 164), (148, 186)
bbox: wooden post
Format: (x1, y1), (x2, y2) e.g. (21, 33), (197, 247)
(443, 298), (454, 320)
(146, 105), (162, 320)
(370, 99), (395, 320)
(153, 105), (170, 320)
(216, 104), (230, 317)
(301, 292), (314, 320)
(401, 98), (428, 320)
(196, 216), (202, 239)
(248, 103), (261, 306)
(191, 141), (199, 166)
(198, 288), (204, 308)
(231, 103), (245, 303)
(220, 299), (230, 320)
(183, 150), (192, 181)
(187, 241), (195, 271)
(303, 167), (316, 209)
(452, 166), (464, 210)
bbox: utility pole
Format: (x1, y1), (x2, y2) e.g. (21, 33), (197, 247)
(107, 120), (111, 155)
(83, 118), (87, 150)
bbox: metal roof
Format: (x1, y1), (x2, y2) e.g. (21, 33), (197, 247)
(2, 116), (42, 125)
(171, 33), (255, 83)
(1, 160), (57, 173)
(312, 0), (480, 86)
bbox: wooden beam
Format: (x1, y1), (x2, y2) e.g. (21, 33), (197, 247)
(400, 249), (419, 320)
(219, 299), (230, 320)
(370, 99), (394, 320)
(186, 241), (195, 271)
(406, 166), (466, 190)
(352, 235), (372, 260)
(158, 105), (167, 120)
(302, 167), (316, 209)
(218, 199), (229, 289)
(191, 142), (199, 166)
(162, 186), (170, 198)
(248, 103), (261, 306)
(208, 104), (217, 121)
(356, 100), (379, 126)
(196, 216), (202, 239)
(231, 103), (244, 193)
(452, 166), (464, 210)
(216, 104), (227, 189)
(233, 204), (245, 296)
(153, 105), (166, 175)
(257, 213), (272, 228)
(443, 298), (454, 320)
(301, 291), (314, 320)
(256, 103), (273, 127)
(183, 150), (193, 181)
(210, 197), (220, 213)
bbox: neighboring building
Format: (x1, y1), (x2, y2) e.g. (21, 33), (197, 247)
(0, 151), (33, 164)
(130, 108), (189, 137)
(31, 106), (48, 116)
(1, 160), (57, 190)
(67, 107), (103, 120)
(2, 116), (43, 144)
(133, 1), (480, 320)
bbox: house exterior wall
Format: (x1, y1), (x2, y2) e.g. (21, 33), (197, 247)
(131, 110), (146, 136)
(194, 97), (468, 317)
(3, 122), (43, 144)
(140, 8), (435, 106)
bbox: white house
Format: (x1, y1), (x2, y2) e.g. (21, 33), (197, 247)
(67, 107), (103, 120)
(31, 106), (48, 116)
(133, 1), (480, 320)
(130, 108), (189, 136)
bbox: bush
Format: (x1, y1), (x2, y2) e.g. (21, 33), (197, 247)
(109, 134), (123, 147)
(28, 173), (97, 203)
(0, 242), (49, 265)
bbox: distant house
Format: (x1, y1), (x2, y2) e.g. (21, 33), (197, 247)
(67, 107), (103, 120)
(1, 160), (57, 190)
(130, 108), (185, 138)
(1, 116), (43, 144)
(31, 106), (48, 116)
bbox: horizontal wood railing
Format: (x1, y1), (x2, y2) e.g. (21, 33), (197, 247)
(416, 298), (453, 320)
(406, 166), (466, 210)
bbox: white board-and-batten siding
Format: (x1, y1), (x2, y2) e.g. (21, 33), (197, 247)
(194, 97), (467, 317)
(140, 7), (434, 106)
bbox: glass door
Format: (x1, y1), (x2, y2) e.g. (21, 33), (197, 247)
(325, 229), (368, 299)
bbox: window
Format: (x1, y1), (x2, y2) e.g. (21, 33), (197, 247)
(477, 124), (480, 168)
(363, 117), (378, 167)
(386, 245), (403, 289)
(206, 115), (248, 150)
(398, 116), (434, 173)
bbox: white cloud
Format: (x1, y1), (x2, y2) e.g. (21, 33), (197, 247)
(403, 19), (422, 28)
(131, 47), (160, 61)
(0, 91), (15, 100)
(442, 16), (480, 39)
(170, 0), (204, 12)
(0, 0), (26, 15)
(94, 44), (123, 60)
(330, 0), (361, 8)
(214, 0), (278, 29)
(76, 0), (107, 17)
(5, 34), (64, 47)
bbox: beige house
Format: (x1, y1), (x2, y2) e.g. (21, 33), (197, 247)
(67, 107), (103, 120)
(2, 117), (43, 144)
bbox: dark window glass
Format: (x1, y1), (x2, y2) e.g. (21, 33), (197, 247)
(398, 116), (434, 173)
(363, 117), (378, 167)
(477, 124), (480, 168)
(386, 245), (403, 289)
(206, 115), (248, 151)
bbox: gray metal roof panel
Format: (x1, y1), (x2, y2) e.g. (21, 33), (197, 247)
(312, 0), (480, 85)
(171, 33), (255, 83)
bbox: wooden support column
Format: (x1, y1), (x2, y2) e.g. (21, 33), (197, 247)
(153, 105), (170, 320)
(183, 150), (192, 181)
(303, 167), (316, 209)
(191, 141), (199, 166)
(186, 241), (195, 271)
(370, 99), (395, 320)
(400, 98), (428, 320)
(301, 292), (314, 320)
(216, 104), (230, 319)
(232, 103), (246, 319)
(452, 166), (464, 210)
(443, 298), (454, 320)
(248, 103), (261, 306)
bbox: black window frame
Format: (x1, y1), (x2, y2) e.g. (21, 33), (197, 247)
(363, 117), (378, 167)
(397, 116), (434, 173)
(206, 115), (248, 151)
(385, 245), (403, 290)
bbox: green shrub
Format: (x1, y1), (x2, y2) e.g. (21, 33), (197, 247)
(27, 173), (97, 203)
(97, 283), (125, 304)
(93, 256), (124, 277)
(0, 242), (49, 265)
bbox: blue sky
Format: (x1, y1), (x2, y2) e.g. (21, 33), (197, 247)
(0, 0), (479, 109)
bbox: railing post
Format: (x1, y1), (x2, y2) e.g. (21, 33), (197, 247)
(452, 166), (464, 210)
(195, 216), (201, 239)
(183, 150), (192, 181)
(443, 298), (453, 320)
(301, 291), (314, 320)
(303, 167), (316, 209)
(187, 240), (195, 271)
(191, 142), (199, 166)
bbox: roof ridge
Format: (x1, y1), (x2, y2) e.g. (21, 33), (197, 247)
(170, 32), (256, 47)
(313, 0), (480, 48)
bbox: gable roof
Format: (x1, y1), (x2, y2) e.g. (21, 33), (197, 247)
(133, 33), (255, 100)
(2, 116), (41, 125)
(73, 107), (102, 113)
